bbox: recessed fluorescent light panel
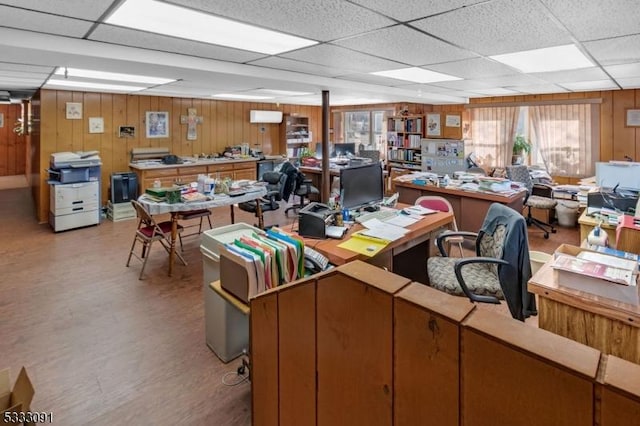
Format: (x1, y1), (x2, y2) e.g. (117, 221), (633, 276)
(371, 67), (461, 84)
(213, 93), (274, 100)
(106, 0), (318, 55)
(54, 67), (174, 85)
(490, 44), (594, 73)
(44, 79), (146, 93)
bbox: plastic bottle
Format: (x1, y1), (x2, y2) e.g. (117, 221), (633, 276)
(443, 174), (450, 187)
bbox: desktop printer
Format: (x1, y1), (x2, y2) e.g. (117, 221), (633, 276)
(587, 188), (639, 214)
(299, 202), (336, 239)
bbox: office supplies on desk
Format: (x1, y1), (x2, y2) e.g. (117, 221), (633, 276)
(299, 202), (337, 239)
(337, 232), (390, 257)
(325, 225), (348, 239)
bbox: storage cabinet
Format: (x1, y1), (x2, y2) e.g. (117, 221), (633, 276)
(49, 181), (100, 232)
(387, 115), (423, 171)
(281, 114), (311, 158)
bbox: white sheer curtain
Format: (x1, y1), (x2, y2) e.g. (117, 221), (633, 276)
(529, 104), (598, 176)
(469, 107), (520, 168)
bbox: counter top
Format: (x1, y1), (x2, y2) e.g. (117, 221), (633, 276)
(129, 157), (258, 170)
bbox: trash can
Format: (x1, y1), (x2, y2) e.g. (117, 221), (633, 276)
(529, 251), (552, 276)
(555, 200), (580, 227)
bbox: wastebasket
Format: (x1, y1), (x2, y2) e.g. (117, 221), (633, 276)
(555, 200), (580, 227)
(529, 251), (552, 276)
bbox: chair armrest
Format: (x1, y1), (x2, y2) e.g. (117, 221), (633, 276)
(453, 257), (509, 304)
(436, 231), (478, 257)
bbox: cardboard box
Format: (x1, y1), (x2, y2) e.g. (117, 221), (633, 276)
(1, 367), (35, 424)
(552, 244), (639, 304)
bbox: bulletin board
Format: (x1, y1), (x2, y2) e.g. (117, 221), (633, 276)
(421, 138), (466, 176)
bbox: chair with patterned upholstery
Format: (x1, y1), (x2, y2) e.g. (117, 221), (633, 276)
(427, 203), (536, 321)
(506, 165), (557, 239)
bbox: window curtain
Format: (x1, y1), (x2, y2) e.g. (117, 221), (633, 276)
(469, 107), (520, 168)
(529, 104), (598, 176)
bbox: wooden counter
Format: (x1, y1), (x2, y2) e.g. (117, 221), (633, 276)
(395, 181), (526, 232)
(130, 158), (258, 195)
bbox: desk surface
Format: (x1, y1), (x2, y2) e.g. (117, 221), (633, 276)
(137, 186), (267, 215)
(395, 181), (527, 203)
(283, 204), (453, 266)
(528, 261), (640, 327)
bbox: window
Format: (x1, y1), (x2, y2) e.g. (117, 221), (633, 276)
(469, 102), (599, 177)
(335, 109), (393, 157)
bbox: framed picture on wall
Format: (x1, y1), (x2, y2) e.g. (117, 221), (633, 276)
(89, 117), (104, 134)
(66, 102), (82, 119)
(626, 109), (640, 127)
(146, 111), (169, 138)
(119, 126), (136, 138)
(426, 113), (441, 137)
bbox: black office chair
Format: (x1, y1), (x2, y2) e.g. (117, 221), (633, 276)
(285, 169), (319, 216)
(506, 165), (557, 239)
(238, 171), (286, 229)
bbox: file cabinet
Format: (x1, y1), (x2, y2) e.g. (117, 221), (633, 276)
(49, 180), (100, 232)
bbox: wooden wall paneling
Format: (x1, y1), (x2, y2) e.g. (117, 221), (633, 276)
(56, 91), (73, 153)
(611, 90), (634, 161)
(600, 91), (613, 162)
(461, 309), (600, 426)
(138, 95), (152, 146)
(636, 89), (640, 162)
(0, 105), (10, 175)
(126, 95), (141, 170)
(37, 91), (56, 222)
(216, 100), (227, 154)
(102, 94), (119, 202)
(316, 263), (409, 426)
(278, 282), (316, 426)
(83, 93), (102, 154)
(232, 101), (243, 146)
(600, 356), (640, 425)
(250, 292), (279, 426)
(69, 91), (84, 152)
(394, 283), (475, 426)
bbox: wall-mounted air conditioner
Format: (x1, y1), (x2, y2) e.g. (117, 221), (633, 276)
(249, 110), (283, 124)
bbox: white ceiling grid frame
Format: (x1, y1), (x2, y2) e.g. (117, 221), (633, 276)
(530, 67), (610, 84)
(0, 0), (113, 20)
(0, 4), (94, 37)
(584, 35), (640, 66)
(333, 24), (477, 66)
(247, 56), (351, 78)
(410, 0), (574, 56)
(280, 44), (405, 73)
(165, 0), (395, 42)
(426, 57), (522, 80)
(347, 0), (486, 22)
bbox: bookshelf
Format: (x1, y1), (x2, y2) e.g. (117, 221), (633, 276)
(387, 115), (424, 171)
(281, 114), (311, 158)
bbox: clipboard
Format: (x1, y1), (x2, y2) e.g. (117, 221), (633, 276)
(337, 231), (390, 257)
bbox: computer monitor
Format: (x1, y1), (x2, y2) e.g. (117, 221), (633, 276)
(340, 162), (384, 210)
(333, 143), (356, 157)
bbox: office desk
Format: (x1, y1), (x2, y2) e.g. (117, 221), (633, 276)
(578, 210), (618, 248)
(284, 205), (454, 284)
(395, 181), (526, 232)
(138, 187), (267, 276)
(528, 261), (640, 364)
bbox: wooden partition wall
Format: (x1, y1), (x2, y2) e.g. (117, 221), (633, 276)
(250, 261), (640, 426)
(0, 103), (26, 177)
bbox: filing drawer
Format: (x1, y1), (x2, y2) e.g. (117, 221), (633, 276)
(50, 181), (99, 211)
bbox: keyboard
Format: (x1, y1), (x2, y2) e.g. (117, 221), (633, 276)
(355, 209), (398, 224)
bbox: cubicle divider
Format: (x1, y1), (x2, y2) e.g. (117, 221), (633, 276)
(250, 261), (640, 426)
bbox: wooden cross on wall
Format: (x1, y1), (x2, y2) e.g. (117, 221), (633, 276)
(180, 108), (203, 140)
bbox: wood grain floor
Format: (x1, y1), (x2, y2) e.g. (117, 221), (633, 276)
(0, 188), (579, 425)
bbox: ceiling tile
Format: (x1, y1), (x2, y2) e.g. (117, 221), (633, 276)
(334, 73), (413, 86)
(90, 25), (266, 63)
(166, 0), (394, 42)
(334, 25), (476, 66)
(471, 87), (522, 96)
(540, 0), (640, 41)
(605, 63), (640, 79)
(506, 84), (568, 94)
(247, 56), (349, 77)
(584, 35), (640, 66)
(0, 5), (94, 37)
(531, 67), (609, 84)
(411, 0), (573, 56)
(471, 74), (548, 87)
(0, 0), (112, 20)
(617, 77), (640, 89)
(281, 44), (404, 73)
(560, 79), (619, 91)
(430, 79), (494, 91)
(348, 0), (485, 22)
(0, 62), (54, 74)
(426, 57), (519, 79)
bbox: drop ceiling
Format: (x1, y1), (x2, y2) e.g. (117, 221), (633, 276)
(0, 0), (639, 105)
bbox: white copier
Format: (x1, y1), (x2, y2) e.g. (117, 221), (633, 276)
(49, 151), (102, 232)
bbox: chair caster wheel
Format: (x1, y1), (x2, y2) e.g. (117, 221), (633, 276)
(551, 229), (557, 233)
(543, 234), (549, 239)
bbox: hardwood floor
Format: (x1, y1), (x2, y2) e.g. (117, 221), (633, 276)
(0, 188), (579, 425)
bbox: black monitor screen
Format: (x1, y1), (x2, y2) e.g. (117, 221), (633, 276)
(340, 163), (384, 210)
(334, 143), (356, 157)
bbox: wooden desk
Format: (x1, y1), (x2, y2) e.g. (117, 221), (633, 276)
(284, 205), (454, 284)
(395, 181), (526, 232)
(528, 261), (640, 364)
(578, 210), (618, 248)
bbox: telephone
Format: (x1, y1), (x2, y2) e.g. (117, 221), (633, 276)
(304, 246), (330, 274)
